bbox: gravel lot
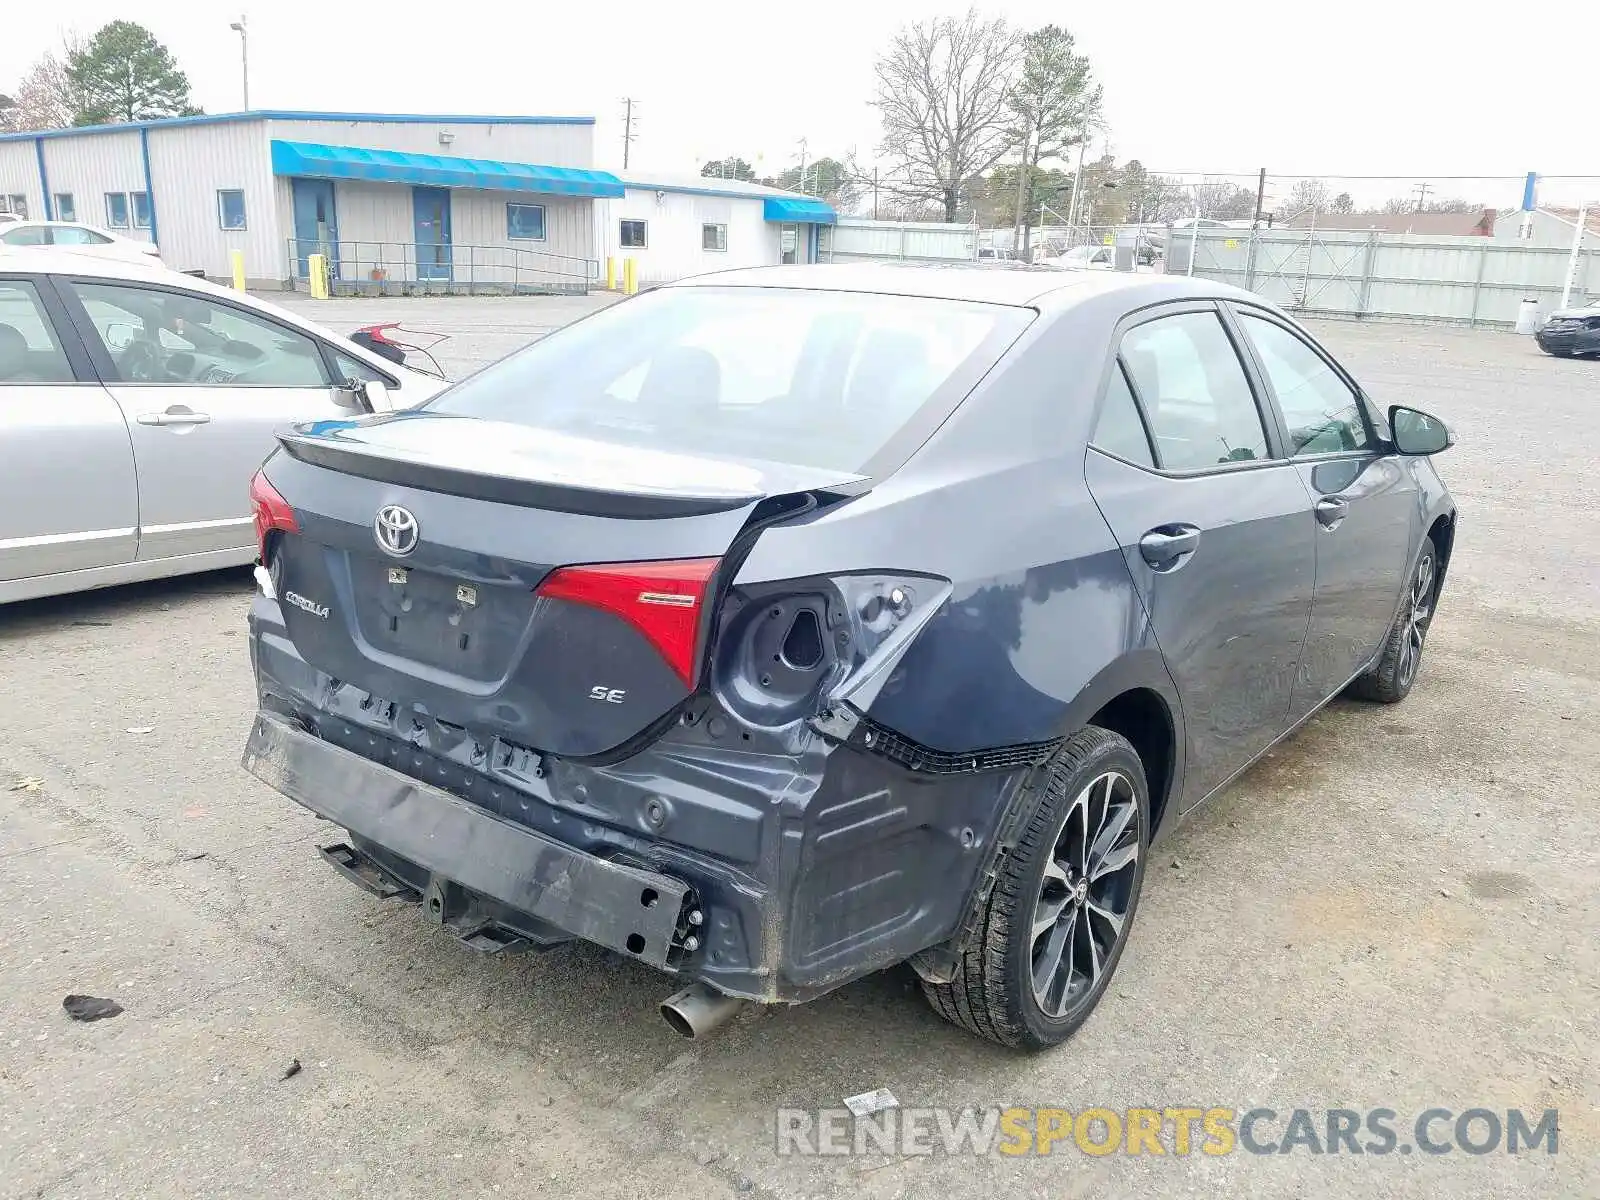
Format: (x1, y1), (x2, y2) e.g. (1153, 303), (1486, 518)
(2, 295), (1595, 1199)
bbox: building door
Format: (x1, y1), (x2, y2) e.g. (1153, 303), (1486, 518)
(291, 179), (339, 280)
(413, 187), (453, 281)
(780, 224), (799, 264)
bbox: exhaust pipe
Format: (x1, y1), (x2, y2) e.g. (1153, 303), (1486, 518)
(660, 982), (745, 1039)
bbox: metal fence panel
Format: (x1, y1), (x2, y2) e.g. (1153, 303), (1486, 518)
(825, 219), (977, 263)
(1185, 227), (1598, 327)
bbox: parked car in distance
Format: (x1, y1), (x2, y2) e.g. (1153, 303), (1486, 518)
(0, 220), (163, 264)
(241, 263), (1458, 1050)
(0, 249), (450, 604)
(1535, 299), (1600, 358)
(1044, 244), (1115, 271)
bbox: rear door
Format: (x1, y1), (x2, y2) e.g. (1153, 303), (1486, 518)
(1228, 305), (1417, 717)
(0, 275), (137, 585)
(1084, 303), (1316, 809)
(59, 276), (353, 562)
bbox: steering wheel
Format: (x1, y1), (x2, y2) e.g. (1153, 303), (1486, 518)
(119, 338), (166, 382)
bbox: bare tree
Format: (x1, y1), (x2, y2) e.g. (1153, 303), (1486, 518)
(1286, 178), (1332, 215)
(1189, 178), (1257, 220)
(1330, 191), (1354, 214)
(1005, 24), (1100, 254)
(2, 40), (82, 132)
(872, 10), (1022, 222)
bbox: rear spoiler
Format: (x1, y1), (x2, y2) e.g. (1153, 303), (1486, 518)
(275, 428), (870, 520)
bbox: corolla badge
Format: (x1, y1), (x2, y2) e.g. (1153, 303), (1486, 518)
(374, 505), (420, 557)
(284, 591), (329, 619)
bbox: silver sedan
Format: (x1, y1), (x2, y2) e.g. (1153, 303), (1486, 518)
(0, 249), (448, 603)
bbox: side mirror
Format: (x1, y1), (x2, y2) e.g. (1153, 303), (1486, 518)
(333, 378), (391, 413)
(360, 379), (392, 413)
(1388, 405), (1454, 455)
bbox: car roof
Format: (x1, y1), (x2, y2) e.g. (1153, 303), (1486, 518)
(667, 261), (1250, 311)
(0, 246), (180, 280)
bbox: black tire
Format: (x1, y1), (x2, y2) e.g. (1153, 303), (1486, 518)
(920, 726), (1149, 1050)
(1350, 540), (1438, 704)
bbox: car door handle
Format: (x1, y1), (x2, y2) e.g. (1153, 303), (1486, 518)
(1139, 524), (1201, 568)
(137, 409), (212, 427)
(1314, 496), (1350, 528)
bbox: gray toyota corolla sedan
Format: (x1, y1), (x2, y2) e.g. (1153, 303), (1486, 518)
(240, 264), (1457, 1050)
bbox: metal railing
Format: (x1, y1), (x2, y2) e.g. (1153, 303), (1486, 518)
(285, 239), (598, 296)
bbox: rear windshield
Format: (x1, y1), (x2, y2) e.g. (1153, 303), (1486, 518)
(425, 286), (1030, 474)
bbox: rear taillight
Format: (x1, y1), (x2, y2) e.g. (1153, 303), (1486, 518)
(249, 469), (298, 563)
(536, 558), (721, 687)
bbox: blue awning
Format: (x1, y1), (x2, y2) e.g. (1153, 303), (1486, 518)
(762, 196), (836, 225)
(269, 140), (625, 198)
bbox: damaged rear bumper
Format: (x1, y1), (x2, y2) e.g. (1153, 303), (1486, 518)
(244, 595), (1027, 1004)
(243, 713), (696, 969)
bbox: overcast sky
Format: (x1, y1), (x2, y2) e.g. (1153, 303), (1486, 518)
(5, 2), (1595, 208)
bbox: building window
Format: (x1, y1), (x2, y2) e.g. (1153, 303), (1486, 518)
(131, 191), (151, 229)
(105, 193), (130, 228)
(2, 194), (27, 218)
(619, 219), (647, 249)
(506, 202), (546, 241)
(702, 223), (727, 252)
(218, 189), (247, 230)
(54, 193), (75, 222)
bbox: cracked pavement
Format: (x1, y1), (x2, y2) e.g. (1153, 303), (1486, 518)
(1, 298), (1596, 1198)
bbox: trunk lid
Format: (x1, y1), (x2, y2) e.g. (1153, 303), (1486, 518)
(262, 412), (864, 759)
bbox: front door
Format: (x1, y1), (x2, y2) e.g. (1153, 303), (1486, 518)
(1229, 307), (1417, 717)
(779, 224), (799, 265)
(1085, 306), (1316, 810)
(61, 278), (348, 561)
(292, 179), (339, 280)
(413, 187), (453, 281)
(0, 276), (138, 585)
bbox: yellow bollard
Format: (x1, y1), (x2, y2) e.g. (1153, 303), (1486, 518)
(606, 256), (617, 291)
(308, 253), (329, 300)
(230, 249), (247, 292)
(622, 256), (638, 296)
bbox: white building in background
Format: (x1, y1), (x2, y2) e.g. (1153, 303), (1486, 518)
(1491, 207), (1599, 250)
(0, 111), (836, 291)
(595, 172), (835, 286)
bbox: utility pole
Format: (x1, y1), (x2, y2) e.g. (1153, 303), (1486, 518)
(1251, 167), (1267, 229)
(229, 15), (249, 110)
(620, 98), (638, 169)
(796, 137), (809, 194)
(1412, 181), (1433, 212)
(872, 167), (879, 221)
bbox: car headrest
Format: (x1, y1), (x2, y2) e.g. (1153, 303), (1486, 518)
(0, 323), (28, 364)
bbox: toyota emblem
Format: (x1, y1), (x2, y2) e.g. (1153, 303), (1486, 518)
(374, 505), (419, 557)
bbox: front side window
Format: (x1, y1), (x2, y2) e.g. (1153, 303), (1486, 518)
(506, 203), (546, 241)
(0, 280), (75, 384)
(426, 286), (1030, 475)
(702, 223), (727, 252)
(619, 219), (647, 248)
(105, 193), (130, 228)
(218, 189), (247, 230)
(69, 282), (331, 388)
(331, 348), (396, 389)
(54, 193), (76, 222)
(1237, 313), (1371, 456)
(1091, 362), (1155, 467)
(1120, 311), (1269, 471)
(131, 192), (151, 229)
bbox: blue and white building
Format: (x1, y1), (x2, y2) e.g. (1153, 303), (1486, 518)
(0, 111), (837, 291)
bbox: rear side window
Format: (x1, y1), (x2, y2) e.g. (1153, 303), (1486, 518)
(427, 286), (1030, 474)
(1120, 312), (1269, 471)
(0, 280), (75, 384)
(1092, 362), (1155, 467)
(52, 226), (114, 246)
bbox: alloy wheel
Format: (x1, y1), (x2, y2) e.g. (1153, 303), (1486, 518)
(1397, 553), (1435, 689)
(1029, 770), (1141, 1019)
